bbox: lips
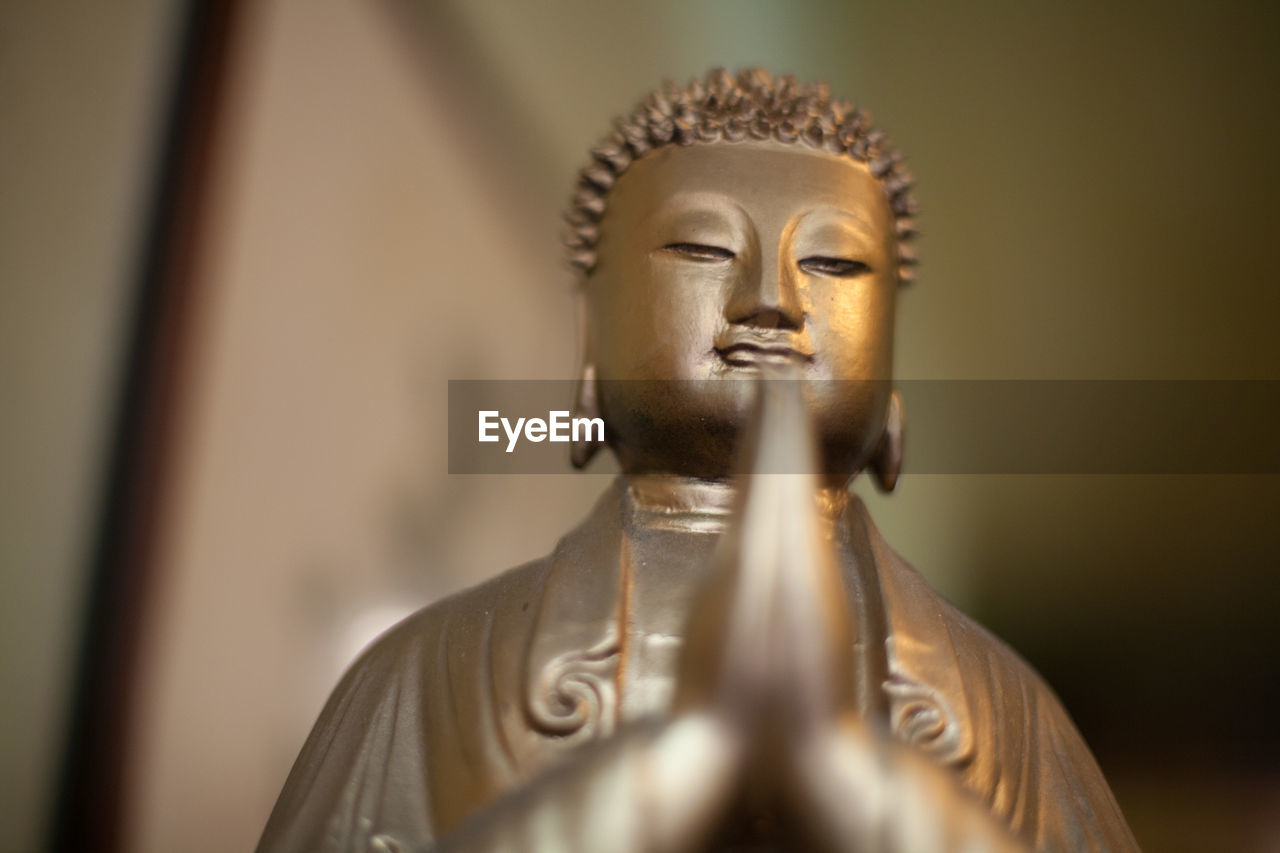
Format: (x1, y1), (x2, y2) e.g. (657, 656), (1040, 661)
(715, 341), (814, 367)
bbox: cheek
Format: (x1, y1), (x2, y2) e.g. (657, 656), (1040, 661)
(809, 278), (894, 379)
(591, 265), (727, 379)
(644, 273), (728, 378)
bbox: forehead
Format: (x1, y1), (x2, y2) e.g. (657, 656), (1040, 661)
(603, 141), (892, 234)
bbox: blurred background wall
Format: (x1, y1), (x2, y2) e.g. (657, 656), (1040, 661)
(1, 3), (182, 851)
(4, 1), (1278, 851)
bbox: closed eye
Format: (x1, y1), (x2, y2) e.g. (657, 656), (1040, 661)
(662, 242), (736, 262)
(798, 256), (871, 278)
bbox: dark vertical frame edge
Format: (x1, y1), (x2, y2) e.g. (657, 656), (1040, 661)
(50, 2), (243, 850)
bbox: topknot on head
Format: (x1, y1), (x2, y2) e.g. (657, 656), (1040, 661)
(564, 68), (918, 284)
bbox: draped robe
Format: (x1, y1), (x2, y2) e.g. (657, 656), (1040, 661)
(258, 478), (1137, 851)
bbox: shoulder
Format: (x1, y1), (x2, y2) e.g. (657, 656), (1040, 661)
(352, 556), (551, 680)
(924, 576), (1137, 849)
(928, 579), (1048, 696)
(258, 557), (550, 852)
(853, 497), (1055, 701)
(882, 533), (1070, 720)
(857, 504), (1137, 849)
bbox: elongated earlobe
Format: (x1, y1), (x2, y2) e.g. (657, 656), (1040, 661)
(870, 390), (904, 492)
(571, 362), (604, 469)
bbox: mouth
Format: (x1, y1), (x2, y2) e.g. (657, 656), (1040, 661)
(715, 342), (814, 368)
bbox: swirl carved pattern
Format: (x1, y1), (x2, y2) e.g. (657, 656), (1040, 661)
(527, 634), (620, 745)
(884, 674), (971, 768)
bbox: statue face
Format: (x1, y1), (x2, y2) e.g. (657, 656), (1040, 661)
(585, 142), (898, 479)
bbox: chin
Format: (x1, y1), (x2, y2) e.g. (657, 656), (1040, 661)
(597, 378), (877, 481)
(596, 379), (745, 478)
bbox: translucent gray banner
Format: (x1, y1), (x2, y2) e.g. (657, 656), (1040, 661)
(447, 380), (1280, 475)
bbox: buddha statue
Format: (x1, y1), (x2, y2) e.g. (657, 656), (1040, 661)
(258, 69), (1137, 852)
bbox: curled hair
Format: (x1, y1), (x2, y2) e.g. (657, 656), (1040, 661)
(564, 68), (919, 284)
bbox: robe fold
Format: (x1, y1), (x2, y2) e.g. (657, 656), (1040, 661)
(258, 479), (1137, 852)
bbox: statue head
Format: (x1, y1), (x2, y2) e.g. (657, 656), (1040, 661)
(568, 69), (913, 486)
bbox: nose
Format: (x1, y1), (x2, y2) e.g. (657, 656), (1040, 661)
(724, 238), (803, 331)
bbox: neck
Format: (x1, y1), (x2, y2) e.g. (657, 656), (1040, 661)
(623, 473), (850, 534)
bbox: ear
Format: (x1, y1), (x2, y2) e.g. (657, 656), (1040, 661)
(870, 390), (904, 493)
(570, 362), (604, 468)
(570, 291), (603, 469)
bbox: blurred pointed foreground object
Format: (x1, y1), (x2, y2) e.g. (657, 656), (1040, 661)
(676, 364), (855, 732)
(676, 366), (1028, 851)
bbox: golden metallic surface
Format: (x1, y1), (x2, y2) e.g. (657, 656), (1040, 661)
(259, 70), (1138, 852)
(583, 142), (897, 481)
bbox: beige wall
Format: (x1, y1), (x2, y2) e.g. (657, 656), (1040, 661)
(0, 2), (180, 849)
(125, 3), (602, 850)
